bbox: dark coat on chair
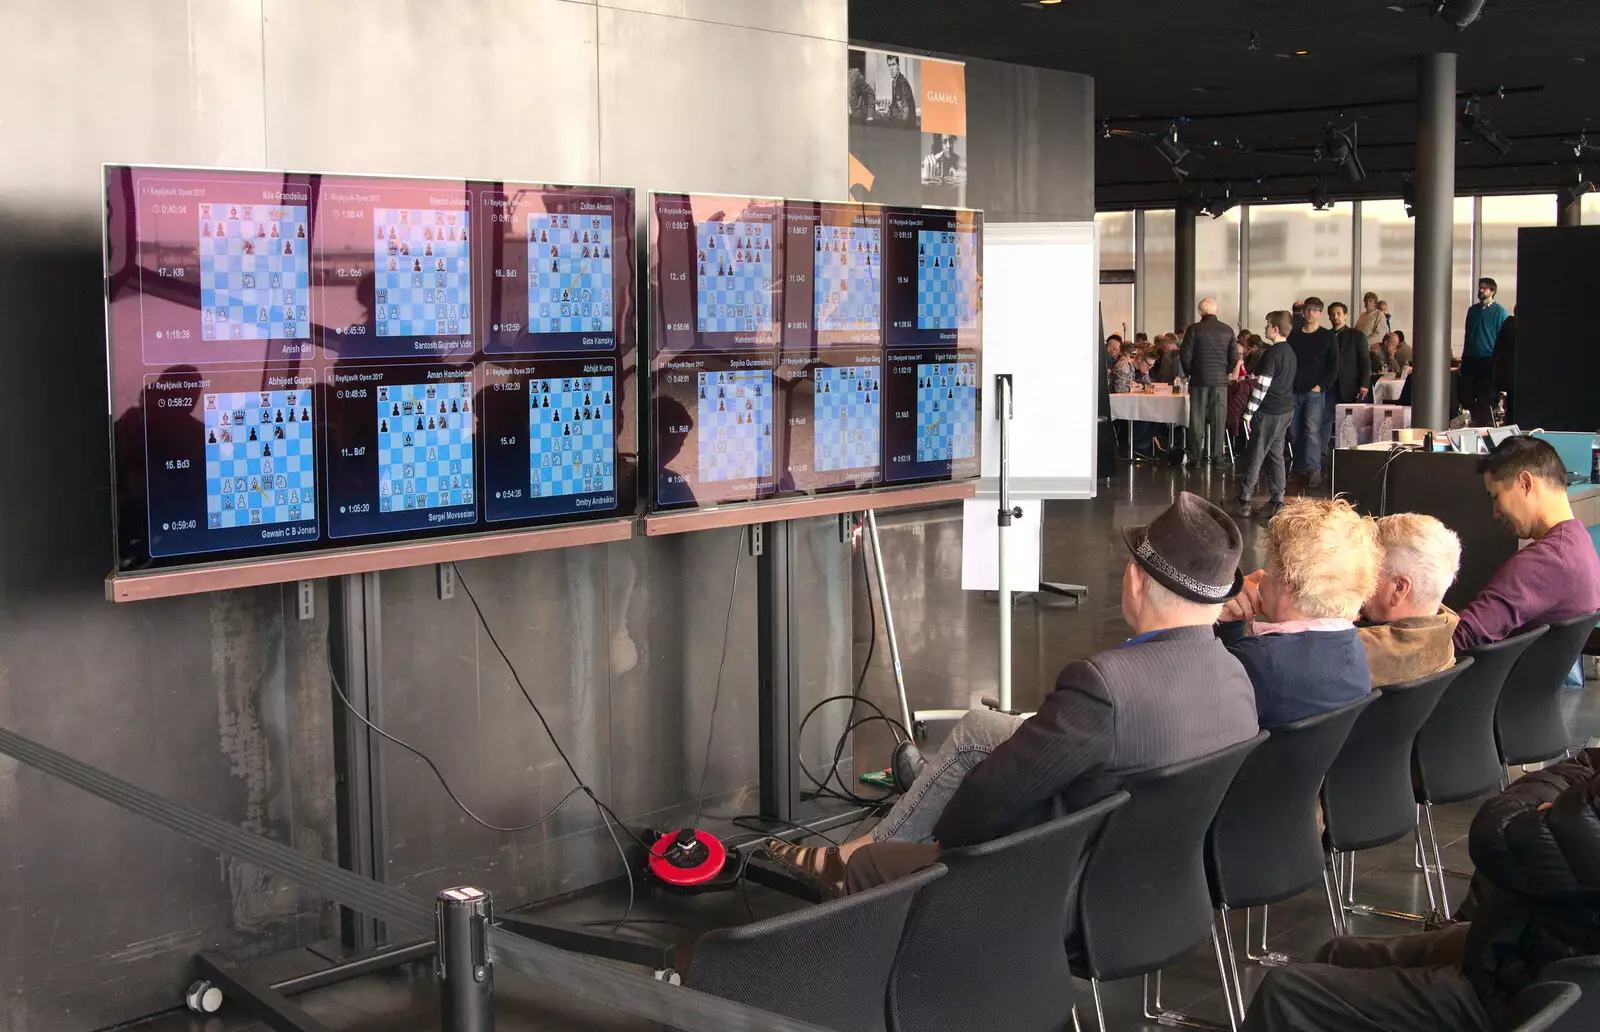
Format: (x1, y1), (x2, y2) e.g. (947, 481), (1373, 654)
(1459, 750), (1600, 1012)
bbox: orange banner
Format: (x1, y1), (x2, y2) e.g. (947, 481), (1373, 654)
(920, 60), (967, 137)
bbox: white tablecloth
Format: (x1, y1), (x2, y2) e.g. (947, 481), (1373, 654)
(1108, 392), (1190, 425)
(1373, 378), (1406, 404)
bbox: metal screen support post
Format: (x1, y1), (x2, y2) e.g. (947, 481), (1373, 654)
(757, 520), (798, 820)
(437, 887), (494, 1032)
(329, 572), (389, 952)
(865, 509), (916, 737)
(994, 375), (1023, 713)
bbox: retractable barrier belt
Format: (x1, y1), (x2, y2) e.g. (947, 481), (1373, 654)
(0, 725), (837, 1032)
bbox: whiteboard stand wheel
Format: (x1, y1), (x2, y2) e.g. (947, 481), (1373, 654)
(185, 980), (223, 1014)
(653, 968), (681, 985)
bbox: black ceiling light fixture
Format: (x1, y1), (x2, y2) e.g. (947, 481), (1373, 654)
(1563, 172), (1596, 206)
(1321, 121), (1367, 184)
(1309, 181), (1334, 211)
(1150, 123), (1194, 178)
(1202, 187), (1238, 219)
(1459, 95), (1512, 157)
(1401, 177), (1417, 218)
(1433, 0), (1489, 29)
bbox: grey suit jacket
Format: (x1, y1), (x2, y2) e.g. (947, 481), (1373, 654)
(933, 625), (1259, 848)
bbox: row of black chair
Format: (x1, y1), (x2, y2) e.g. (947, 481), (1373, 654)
(675, 609), (1600, 1032)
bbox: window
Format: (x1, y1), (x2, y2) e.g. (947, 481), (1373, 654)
(1583, 191), (1600, 225)
(1143, 210), (1175, 337)
(1451, 197), (1474, 356)
(1195, 207), (1241, 328)
(1479, 194), (1555, 318)
(1096, 211), (1134, 271)
(1099, 283), (1133, 343)
(1246, 203), (1353, 333)
(1360, 199), (1412, 344)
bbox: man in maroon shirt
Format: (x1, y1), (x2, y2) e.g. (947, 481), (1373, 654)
(1454, 435), (1600, 652)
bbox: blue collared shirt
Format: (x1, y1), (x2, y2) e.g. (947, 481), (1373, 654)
(1118, 629), (1169, 649)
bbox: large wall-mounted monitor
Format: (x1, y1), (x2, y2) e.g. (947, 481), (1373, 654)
(104, 165), (638, 575)
(648, 193), (981, 512)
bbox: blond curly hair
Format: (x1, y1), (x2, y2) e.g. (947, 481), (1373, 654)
(1265, 497), (1381, 619)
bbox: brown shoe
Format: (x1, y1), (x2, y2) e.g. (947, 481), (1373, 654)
(761, 837), (847, 898)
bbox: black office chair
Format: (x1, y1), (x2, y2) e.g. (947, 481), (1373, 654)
(1322, 664), (1465, 929)
(1540, 956), (1600, 1032)
(1073, 732), (1267, 1032)
(679, 863), (945, 1032)
(1503, 982), (1582, 1032)
(1204, 696), (1376, 1011)
(1497, 610), (1600, 766)
(1415, 629), (1549, 910)
(886, 793), (1128, 1032)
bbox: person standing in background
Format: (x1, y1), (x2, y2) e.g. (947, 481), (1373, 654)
(1355, 292), (1386, 350)
(1325, 302), (1372, 467)
(1461, 277), (1509, 426)
(1181, 298), (1239, 469)
(1291, 300), (1308, 333)
(1289, 297), (1339, 489)
(1331, 302), (1373, 404)
(1233, 311), (1298, 519)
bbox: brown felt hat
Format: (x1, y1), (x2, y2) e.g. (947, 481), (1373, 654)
(1120, 491), (1245, 604)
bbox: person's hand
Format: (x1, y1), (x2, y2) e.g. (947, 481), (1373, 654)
(1358, 387), (1369, 401)
(1221, 570), (1266, 623)
(1538, 802), (1555, 812)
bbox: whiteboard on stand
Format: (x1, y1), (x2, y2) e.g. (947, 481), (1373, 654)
(961, 221), (1099, 591)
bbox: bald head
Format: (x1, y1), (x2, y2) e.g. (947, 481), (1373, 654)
(1198, 297), (1218, 317)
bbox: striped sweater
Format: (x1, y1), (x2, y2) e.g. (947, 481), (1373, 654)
(1243, 339), (1297, 420)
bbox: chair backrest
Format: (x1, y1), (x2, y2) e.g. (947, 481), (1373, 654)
(1417, 628), (1550, 805)
(683, 863), (945, 1032)
(1540, 956), (1600, 1032)
(1322, 663), (1467, 854)
(1503, 982), (1581, 1032)
(1497, 610), (1600, 765)
(1206, 696), (1377, 910)
(1076, 733), (1267, 982)
(887, 793), (1128, 1032)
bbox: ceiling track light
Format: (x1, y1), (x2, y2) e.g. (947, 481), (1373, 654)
(1458, 97), (1512, 158)
(1322, 122), (1368, 184)
(1309, 182), (1334, 211)
(1563, 174), (1596, 206)
(1401, 178), (1417, 218)
(1150, 124), (1193, 179)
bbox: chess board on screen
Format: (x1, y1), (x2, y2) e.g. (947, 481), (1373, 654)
(648, 193), (982, 512)
(103, 165), (638, 579)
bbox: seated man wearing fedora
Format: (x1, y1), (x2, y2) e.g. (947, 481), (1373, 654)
(764, 492), (1260, 896)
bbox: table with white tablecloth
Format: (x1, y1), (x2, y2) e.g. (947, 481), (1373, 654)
(1373, 377), (1406, 404)
(1108, 392), (1189, 459)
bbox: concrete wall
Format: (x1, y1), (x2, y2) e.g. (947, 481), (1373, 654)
(0, 2), (850, 1028)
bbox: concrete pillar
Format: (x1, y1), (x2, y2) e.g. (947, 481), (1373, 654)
(1412, 53), (1457, 430)
(1174, 203), (1196, 332)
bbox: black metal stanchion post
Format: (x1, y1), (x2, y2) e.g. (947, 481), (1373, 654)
(437, 887), (494, 1032)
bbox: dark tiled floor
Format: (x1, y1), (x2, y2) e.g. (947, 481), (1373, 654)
(116, 463), (1599, 1032)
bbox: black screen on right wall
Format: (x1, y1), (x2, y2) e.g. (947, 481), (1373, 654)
(1514, 225), (1600, 432)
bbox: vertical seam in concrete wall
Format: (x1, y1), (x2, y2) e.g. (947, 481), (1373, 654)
(594, 3), (604, 183)
(257, 1), (270, 167)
